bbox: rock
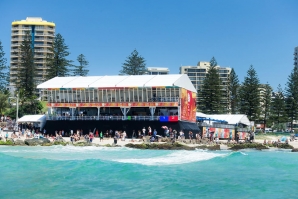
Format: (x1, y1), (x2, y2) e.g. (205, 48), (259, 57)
(55, 137), (65, 142)
(291, 148), (298, 152)
(53, 137), (67, 146)
(24, 138), (51, 146)
(73, 140), (92, 146)
(14, 139), (26, 146)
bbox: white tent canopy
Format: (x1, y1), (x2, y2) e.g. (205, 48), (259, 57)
(37, 74), (197, 93)
(196, 112), (251, 126)
(18, 115), (46, 130)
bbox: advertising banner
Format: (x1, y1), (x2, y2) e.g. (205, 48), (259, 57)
(47, 102), (178, 108)
(202, 127), (235, 139)
(180, 88), (196, 122)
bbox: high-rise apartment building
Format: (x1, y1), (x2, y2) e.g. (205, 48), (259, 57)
(147, 67), (169, 75)
(294, 46), (298, 68)
(10, 17), (55, 86)
(180, 61), (231, 111)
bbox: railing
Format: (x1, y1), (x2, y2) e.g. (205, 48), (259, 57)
(35, 33), (54, 36)
(47, 97), (180, 103)
(46, 115), (161, 121)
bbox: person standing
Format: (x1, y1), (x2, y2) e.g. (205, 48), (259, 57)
(189, 131), (193, 142)
(122, 131), (127, 141)
(148, 126), (152, 136)
(5, 132), (8, 141)
(89, 133), (94, 143)
(100, 131), (103, 142)
(142, 127), (146, 136)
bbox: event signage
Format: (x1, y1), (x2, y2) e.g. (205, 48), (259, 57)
(202, 127), (235, 139)
(180, 88), (196, 122)
(47, 102), (179, 107)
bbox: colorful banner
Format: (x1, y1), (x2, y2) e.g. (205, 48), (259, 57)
(180, 88), (196, 122)
(237, 132), (249, 140)
(47, 102), (179, 108)
(202, 127), (235, 139)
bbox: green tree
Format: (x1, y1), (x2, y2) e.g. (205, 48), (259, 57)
(12, 32), (36, 98)
(120, 49), (146, 75)
(198, 57), (222, 114)
(260, 83), (272, 130)
(0, 92), (9, 114)
(271, 84), (287, 125)
(73, 54), (89, 76)
(0, 40), (9, 93)
(239, 65), (260, 121)
(285, 66), (298, 129)
(46, 33), (72, 79)
(228, 68), (239, 114)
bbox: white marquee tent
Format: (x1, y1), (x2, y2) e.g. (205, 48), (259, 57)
(18, 115), (47, 130)
(37, 74), (197, 93)
(196, 112), (251, 126)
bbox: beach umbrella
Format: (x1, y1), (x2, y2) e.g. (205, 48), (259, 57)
(281, 136), (287, 142)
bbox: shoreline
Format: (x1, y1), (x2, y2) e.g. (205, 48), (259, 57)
(1, 135), (297, 151)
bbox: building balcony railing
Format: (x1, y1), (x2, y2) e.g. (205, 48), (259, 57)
(47, 97), (180, 103)
(35, 33), (54, 36)
(34, 44), (52, 47)
(46, 115), (161, 121)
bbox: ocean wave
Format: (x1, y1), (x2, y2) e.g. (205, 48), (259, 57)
(114, 150), (226, 166)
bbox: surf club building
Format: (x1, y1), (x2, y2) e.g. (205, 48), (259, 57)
(37, 74), (199, 136)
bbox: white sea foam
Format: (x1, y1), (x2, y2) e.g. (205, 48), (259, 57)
(0, 145), (134, 161)
(114, 150), (226, 166)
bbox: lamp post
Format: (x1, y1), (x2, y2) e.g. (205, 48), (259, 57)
(9, 94), (19, 122)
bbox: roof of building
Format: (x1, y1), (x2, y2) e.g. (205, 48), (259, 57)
(18, 115), (46, 123)
(37, 74), (197, 92)
(196, 112), (251, 126)
(12, 17), (55, 26)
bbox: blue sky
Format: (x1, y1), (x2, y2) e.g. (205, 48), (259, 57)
(0, 0), (297, 91)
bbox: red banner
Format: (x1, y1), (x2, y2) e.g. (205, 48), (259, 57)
(180, 89), (196, 122)
(47, 102), (178, 107)
(168, 116), (178, 122)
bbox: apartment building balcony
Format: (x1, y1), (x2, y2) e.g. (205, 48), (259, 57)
(35, 55), (46, 58)
(11, 38), (22, 41)
(34, 43), (52, 47)
(11, 43), (20, 47)
(11, 27), (31, 30)
(35, 33), (54, 37)
(34, 49), (51, 53)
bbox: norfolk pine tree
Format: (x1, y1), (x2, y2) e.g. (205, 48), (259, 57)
(0, 40), (9, 93)
(73, 54), (89, 76)
(260, 83), (272, 130)
(228, 68), (239, 114)
(285, 66), (298, 129)
(120, 49), (146, 75)
(271, 84), (287, 127)
(13, 32), (36, 98)
(46, 33), (72, 79)
(198, 57), (222, 114)
(239, 65), (260, 121)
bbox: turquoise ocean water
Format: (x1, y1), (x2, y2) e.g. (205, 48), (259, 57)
(0, 146), (298, 199)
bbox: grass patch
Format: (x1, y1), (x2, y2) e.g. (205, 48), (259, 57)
(0, 140), (14, 145)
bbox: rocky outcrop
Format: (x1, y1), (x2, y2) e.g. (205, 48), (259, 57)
(291, 148), (298, 152)
(24, 138), (51, 146)
(14, 139), (26, 146)
(125, 142), (220, 150)
(72, 140), (92, 146)
(53, 137), (67, 146)
(228, 143), (269, 150)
